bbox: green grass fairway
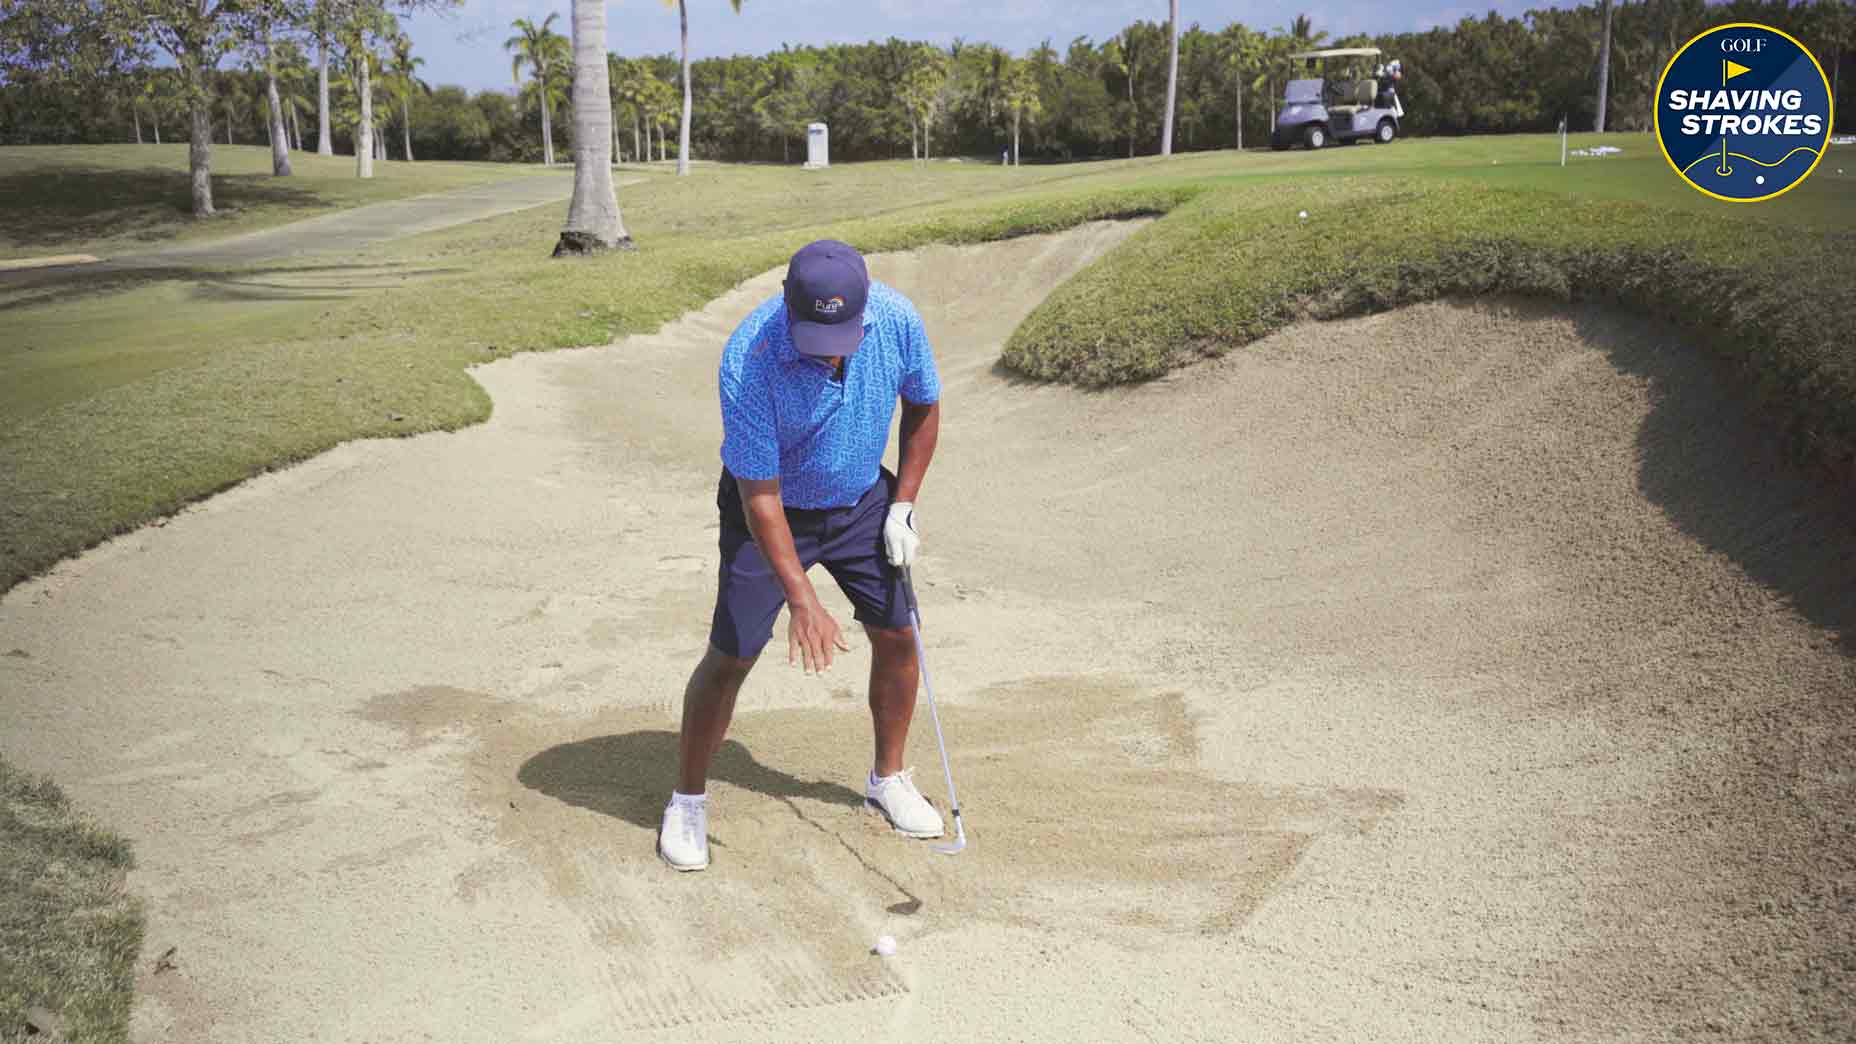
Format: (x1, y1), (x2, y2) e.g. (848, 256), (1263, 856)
(4, 134), (1853, 597)
(0, 144), (557, 258)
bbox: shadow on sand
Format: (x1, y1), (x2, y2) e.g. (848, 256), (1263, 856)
(515, 730), (866, 835)
(1569, 304), (1856, 658)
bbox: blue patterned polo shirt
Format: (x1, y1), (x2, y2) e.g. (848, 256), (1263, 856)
(718, 280), (941, 509)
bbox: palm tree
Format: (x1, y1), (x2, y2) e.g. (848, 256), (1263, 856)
(384, 33), (427, 161)
(1162, 0), (1180, 156)
(556, 0), (632, 255)
(644, 75), (679, 161)
(275, 40), (313, 152)
(1595, 0), (1614, 132)
(900, 45), (949, 161)
(256, 20), (293, 175)
(609, 56), (652, 163)
(1222, 24), (1260, 150)
(1003, 59), (1041, 166)
(659, 0), (746, 176)
(339, 11), (391, 177)
(314, 0), (334, 155)
(506, 14), (568, 165)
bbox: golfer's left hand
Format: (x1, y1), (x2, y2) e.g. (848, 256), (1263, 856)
(884, 502), (920, 566)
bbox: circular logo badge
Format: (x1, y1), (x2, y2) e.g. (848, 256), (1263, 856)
(1655, 23), (1833, 202)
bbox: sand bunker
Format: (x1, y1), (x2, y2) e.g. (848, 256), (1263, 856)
(2, 222), (1851, 1042)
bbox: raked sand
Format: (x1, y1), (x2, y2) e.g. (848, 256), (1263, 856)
(3, 221), (1852, 1042)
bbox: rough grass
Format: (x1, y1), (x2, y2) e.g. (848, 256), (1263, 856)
(1003, 175), (1856, 479)
(4, 138), (1852, 595)
(0, 759), (142, 1044)
(0, 144), (555, 257)
(0, 163), (1184, 593)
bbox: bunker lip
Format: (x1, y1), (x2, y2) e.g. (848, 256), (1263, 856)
(2, 225), (1852, 1043)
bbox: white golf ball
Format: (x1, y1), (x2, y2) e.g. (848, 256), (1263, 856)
(1755, 175), (1765, 185)
(1297, 210), (1308, 219)
(875, 935), (897, 957)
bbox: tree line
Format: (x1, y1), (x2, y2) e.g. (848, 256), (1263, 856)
(0, 2), (1848, 216)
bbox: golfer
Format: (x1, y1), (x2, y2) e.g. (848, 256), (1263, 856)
(657, 239), (944, 872)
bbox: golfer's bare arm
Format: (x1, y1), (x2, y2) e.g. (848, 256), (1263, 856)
(736, 477), (847, 670)
(737, 478), (818, 610)
(895, 400), (939, 503)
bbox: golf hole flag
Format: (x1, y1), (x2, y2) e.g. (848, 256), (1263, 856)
(1656, 23), (1834, 202)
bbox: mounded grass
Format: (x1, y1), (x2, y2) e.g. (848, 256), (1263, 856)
(0, 160), (1179, 593)
(4, 136), (1852, 595)
(1003, 176), (1856, 475)
(0, 144), (557, 257)
(0, 759), (142, 1044)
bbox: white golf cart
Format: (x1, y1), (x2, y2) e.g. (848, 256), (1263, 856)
(1270, 47), (1405, 150)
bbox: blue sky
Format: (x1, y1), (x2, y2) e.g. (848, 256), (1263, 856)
(404, 0), (1541, 91)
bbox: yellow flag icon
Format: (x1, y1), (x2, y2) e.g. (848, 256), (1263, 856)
(1725, 59), (1752, 81)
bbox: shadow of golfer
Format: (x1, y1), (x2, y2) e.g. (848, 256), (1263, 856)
(515, 730), (866, 834)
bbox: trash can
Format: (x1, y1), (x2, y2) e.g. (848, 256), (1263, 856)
(804, 123), (829, 169)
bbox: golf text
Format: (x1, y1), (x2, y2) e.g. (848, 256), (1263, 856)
(1666, 91), (1823, 137)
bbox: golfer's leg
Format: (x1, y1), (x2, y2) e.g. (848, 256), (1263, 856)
(676, 645), (758, 795)
(685, 506), (789, 794)
(864, 624), (919, 778)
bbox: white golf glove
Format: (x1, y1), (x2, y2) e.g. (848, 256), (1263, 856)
(884, 501), (921, 567)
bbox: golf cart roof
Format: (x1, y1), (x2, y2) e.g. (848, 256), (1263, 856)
(1287, 47), (1384, 60)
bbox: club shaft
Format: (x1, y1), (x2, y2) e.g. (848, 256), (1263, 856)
(902, 568), (961, 815)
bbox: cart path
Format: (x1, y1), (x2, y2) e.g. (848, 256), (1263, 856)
(1, 171), (635, 279)
(3, 222), (1852, 1043)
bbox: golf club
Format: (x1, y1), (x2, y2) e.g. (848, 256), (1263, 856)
(899, 565), (967, 856)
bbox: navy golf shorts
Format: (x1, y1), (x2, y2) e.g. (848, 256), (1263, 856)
(709, 467), (913, 659)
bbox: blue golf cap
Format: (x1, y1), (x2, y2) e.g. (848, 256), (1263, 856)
(783, 239), (869, 358)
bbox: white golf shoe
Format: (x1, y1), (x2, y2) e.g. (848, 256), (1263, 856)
(657, 794), (709, 871)
(865, 768), (945, 839)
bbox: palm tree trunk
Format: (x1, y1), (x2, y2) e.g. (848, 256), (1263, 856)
(1162, 0), (1179, 156)
(540, 79), (554, 165)
(676, 0), (692, 175)
(911, 116), (919, 160)
(290, 104), (301, 150)
(632, 114), (641, 164)
(266, 29), (292, 176)
(402, 97), (414, 161)
(133, 104), (143, 144)
(357, 54), (374, 177)
(226, 103), (234, 146)
(1012, 109), (1020, 165)
(1595, 0), (1613, 133)
(556, 0), (631, 254)
(317, 28), (333, 155)
(154, 113), (162, 145)
(1236, 77), (1243, 150)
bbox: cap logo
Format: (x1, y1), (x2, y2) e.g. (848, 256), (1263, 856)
(815, 295), (846, 316)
